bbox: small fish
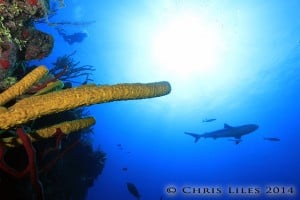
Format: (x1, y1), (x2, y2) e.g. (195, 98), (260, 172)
(127, 182), (141, 200)
(202, 118), (216, 123)
(117, 144), (123, 150)
(264, 137), (280, 141)
(122, 167), (128, 171)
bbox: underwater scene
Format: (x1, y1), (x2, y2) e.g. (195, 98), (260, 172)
(0, 0), (299, 200)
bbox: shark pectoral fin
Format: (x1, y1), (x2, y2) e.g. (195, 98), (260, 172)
(234, 138), (242, 144)
(184, 132), (201, 143)
(236, 139), (243, 144)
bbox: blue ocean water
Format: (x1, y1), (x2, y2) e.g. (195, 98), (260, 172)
(36, 0), (300, 199)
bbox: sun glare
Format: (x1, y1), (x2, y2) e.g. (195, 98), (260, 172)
(151, 12), (223, 82)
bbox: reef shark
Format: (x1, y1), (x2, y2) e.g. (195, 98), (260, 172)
(184, 123), (259, 144)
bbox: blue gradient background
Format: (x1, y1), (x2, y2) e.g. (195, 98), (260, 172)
(36, 1), (300, 199)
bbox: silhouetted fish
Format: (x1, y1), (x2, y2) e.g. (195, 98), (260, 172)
(127, 182), (141, 200)
(202, 118), (216, 123)
(264, 137), (280, 141)
(122, 167), (128, 171)
(117, 144), (123, 150)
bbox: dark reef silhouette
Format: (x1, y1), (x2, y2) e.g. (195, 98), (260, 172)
(0, 108), (106, 200)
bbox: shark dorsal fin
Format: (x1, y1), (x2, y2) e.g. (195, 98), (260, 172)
(224, 123), (233, 129)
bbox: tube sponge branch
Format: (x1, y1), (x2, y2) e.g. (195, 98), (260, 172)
(0, 66), (48, 106)
(1, 117), (96, 147)
(0, 81), (171, 129)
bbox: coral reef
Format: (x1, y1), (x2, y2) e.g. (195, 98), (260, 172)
(21, 27), (54, 60)
(0, 65), (171, 130)
(2, 117), (96, 147)
(0, 1), (172, 200)
(0, 63), (170, 199)
(0, 0), (52, 84)
(0, 40), (17, 83)
(0, 48), (171, 200)
(0, 65), (48, 105)
(0, 106), (103, 199)
(0, 111), (106, 199)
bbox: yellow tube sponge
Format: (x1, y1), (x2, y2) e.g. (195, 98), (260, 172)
(0, 81), (171, 129)
(35, 116), (96, 138)
(1, 117), (96, 147)
(0, 65), (48, 106)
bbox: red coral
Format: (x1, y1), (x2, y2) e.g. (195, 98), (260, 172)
(0, 59), (10, 69)
(0, 41), (16, 72)
(16, 128), (44, 200)
(0, 128), (44, 200)
(27, 65), (68, 94)
(40, 139), (80, 173)
(27, 0), (38, 6)
(21, 29), (30, 39)
(0, 127), (80, 200)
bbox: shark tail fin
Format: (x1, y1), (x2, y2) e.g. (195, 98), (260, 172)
(184, 132), (201, 143)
